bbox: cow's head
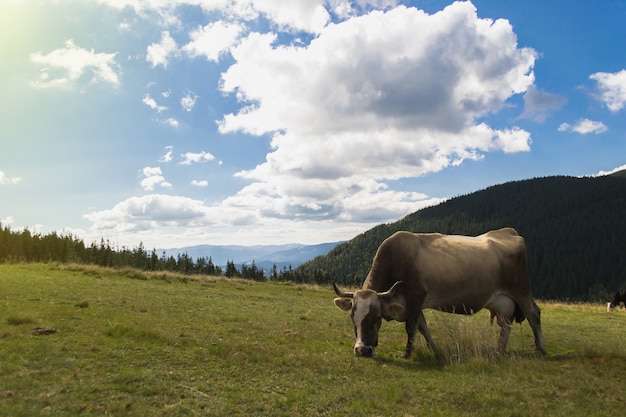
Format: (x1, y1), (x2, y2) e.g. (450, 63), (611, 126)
(333, 281), (405, 357)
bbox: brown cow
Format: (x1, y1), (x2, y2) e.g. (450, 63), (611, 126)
(333, 228), (546, 358)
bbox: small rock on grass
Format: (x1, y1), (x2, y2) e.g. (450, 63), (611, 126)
(32, 327), (57, 336)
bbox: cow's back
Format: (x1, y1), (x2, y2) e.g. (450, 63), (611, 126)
(362, 228), (531, 311)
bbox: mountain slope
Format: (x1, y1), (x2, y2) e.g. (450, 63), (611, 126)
(297, 173), (626, 301)
(162, 242), (343, 268)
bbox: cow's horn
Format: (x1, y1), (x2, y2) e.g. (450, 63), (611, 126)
(333, 283), (353, 298)
(378, 281), (403, 298)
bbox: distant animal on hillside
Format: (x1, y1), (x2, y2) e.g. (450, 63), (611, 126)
(333, 228), (546, 358)
(608, 290), (626, 311)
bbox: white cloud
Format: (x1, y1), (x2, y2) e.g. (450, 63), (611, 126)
(180, 151), (215, 165)
(97, 0), (400, 34)
(83, 193), (256, 234)
(558, 118), (608, 135)
(594, 164), (626, 177)
(0, 170), (22, 185)
(140, 166), (172, 191)
(162, 118), (180, 128)
(218, 3), (535, 221)
(247, 0), (331, 33)
(29, 39), (120, 89)
(97, 0), (181, 26)
(181, 93), (198, 112)
(159, 146), (174, 162)
(183, 21), (244, 62)
(81, 191), (438, 247)
(142, 93), (167, 112)
(1, 216), (15, 226)
(84, 194), (212, 233)
(191, 180), (209, 187)
(146, 31), (178, 68)
(590, 69), (626, 112)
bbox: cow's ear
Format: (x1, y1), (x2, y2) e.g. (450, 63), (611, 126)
(382, 302), (406, 321)
(334, 298), (353, 312)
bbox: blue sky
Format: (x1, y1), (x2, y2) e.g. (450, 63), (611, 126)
(2, 0), (626, 248)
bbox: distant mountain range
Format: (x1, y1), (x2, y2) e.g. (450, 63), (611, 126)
(160, 241), (344, 272)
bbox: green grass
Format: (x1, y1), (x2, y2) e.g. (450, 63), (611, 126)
(1, 263), (626, 416)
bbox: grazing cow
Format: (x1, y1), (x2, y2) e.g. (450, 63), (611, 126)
(608, 290), (626, 311)
(333, 228), (546, 358)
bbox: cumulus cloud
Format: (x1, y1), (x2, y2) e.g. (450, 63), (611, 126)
(218, 2), (535, 220)
(590, 69), (626, 112)
(159, 146), (174, 163)
(140, 167), (172, 191)
(162, 118), (179, 128)
(183, 21), (244, 62)
(181, 93), (198, 112)
(558, 118), (608, 135)
(29, 39), (120, 89)
(142, 93), (167, 112)
(83, 193), (257, 234)
(180, 151), (215, 165)
(82, 190), (440, 247)
(248, 0), (330, 33)
(97, 0), (402, 33)
(146, 31), (178, 68)
(84, 194), (210, 233)
(0, 170), (22, 185)
(191, 180), (209, 187)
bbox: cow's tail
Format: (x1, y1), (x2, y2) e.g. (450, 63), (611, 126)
(513, 302), (525, 324)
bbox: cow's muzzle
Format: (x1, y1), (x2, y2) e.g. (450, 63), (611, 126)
(354, 345), (375, 357)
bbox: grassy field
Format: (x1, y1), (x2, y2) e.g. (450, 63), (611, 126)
(1, 263), (626, 416)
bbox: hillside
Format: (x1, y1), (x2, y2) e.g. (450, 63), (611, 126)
(297, 172), (626, 301)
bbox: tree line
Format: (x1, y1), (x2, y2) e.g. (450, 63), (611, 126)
(0, 224), (308, 282)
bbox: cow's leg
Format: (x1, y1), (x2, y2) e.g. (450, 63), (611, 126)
(402, 316), (417, 358)
(519, 299), (546, 355)
(495, 313), (512, 354)
(416, 310), (436, 350)
(401, 290), (434, 358)
(401, 309), (430, 357)
(402, 310), (436, 358)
